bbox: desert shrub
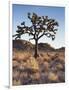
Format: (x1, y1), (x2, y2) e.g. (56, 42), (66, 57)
(30, 72), (40, 80)
(26, 57), (39, 71)
(13, 61), (19, 67)
(13, 70), (20, 80)
(43, 61), (50, 71)
(40, 72), (48, 83)
(13, 79), (21, 85)
(42, 53), (51, 62)
(57, 71), (65, 82)
(39, 61), (49, 73)
(13, 51), (32, 61)
(56, 63), (63, 70)
(48, 72), (59, 83)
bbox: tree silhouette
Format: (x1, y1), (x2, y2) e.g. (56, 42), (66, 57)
(13, 12), (59, 58)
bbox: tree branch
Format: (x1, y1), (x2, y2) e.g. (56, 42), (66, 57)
(29, 37), (34, 41)
(38, 32), (45, 39)
(13, 12), (58, 41)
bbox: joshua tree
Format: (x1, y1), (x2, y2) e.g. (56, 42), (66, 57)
(13, 12), (59, 58)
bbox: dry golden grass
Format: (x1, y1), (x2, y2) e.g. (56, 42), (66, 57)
(30, 72), (40, 80)
(13, 79), (21, 85)
(26, 57), (39, 71)
(56, 63), (63, 70)
(40, 52), (51, 62)
(48, 72), (58, 82)
(43, 61), (49, 71)
(13, 51), (32, 61)
(13, 60), (20, 68)
(12, 51), (65, 85)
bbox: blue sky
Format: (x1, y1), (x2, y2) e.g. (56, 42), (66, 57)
(12, 4), (65, 49)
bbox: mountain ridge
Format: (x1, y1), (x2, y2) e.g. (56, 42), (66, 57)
(13, 40), (65, 51)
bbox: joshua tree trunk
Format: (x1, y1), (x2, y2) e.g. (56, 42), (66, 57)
(34, 39), (38, 58)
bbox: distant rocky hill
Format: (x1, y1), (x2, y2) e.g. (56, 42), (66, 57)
(56, 47), (65, 51)
(13, 40), (65, 52)
(38, 43), (55, 51)
(13, 40), (33, 51)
